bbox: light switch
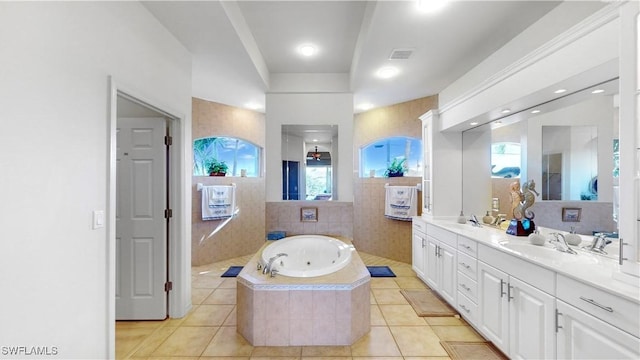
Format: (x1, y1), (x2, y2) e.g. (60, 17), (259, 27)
(93, 210), (105, 229)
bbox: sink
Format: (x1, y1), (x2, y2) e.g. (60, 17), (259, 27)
(500, 242), (599, 265)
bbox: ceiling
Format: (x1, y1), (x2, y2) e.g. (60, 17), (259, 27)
(142, 0), (564, 114)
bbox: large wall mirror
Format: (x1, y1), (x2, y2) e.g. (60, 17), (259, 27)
(281, 125), (338, 200)
(462, 77), (619, 233)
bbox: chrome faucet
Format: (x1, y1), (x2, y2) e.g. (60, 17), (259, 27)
(549, 233), (577, 254)
(492, 214), (507, 227)
(583, 233), (611, 254)
(262, 253), (288, 274)
(469, 214), (482, 227)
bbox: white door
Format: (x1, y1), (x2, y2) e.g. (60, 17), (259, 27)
(425, 236), (439, 290)
(508, 276), (555, 360)
(412, 231), (426, 279)
(116, 117), (168, 320)
(439, 243), (457, 305)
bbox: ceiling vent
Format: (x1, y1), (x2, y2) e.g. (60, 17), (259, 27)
(389, 48), (414, 60)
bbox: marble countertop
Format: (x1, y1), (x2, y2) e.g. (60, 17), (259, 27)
(417, 217), (640, 304)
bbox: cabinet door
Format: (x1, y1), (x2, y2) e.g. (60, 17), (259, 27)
(412, 231), (426, 279)
(478, 261), (509, 354)
(557, 301), (640, 359)
(509, 277), (555, 360)
(439, 242), (457, 305)
(425, 236), (439, 290)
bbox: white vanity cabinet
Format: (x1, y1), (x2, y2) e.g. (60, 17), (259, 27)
(555, 274), (640, 359)
(424, 225), (457, 305)
(456, 236), (479, 326)
(477, 245), (556, 359)
(412, 218), (427, 280)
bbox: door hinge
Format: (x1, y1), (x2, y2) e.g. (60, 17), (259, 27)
(164, 209), (173, 219)
(164, 281), (173, 292)
(164, 135), (172, 146)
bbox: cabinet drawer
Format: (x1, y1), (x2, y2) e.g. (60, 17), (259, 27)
(457, 292), (477, 325)
(457, 271), (477, 302)
(457, 251), (477, 279)
(413, 219), (426, 234)
(429, 224), (457, 248)
(457, 236), (477, 257)
(557, 274), (640, 338)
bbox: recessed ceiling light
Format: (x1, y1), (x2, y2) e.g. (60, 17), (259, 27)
(376, 66), (399, 79)
(501, 109), (511, 114)
(312, 139), (318, 142)
(554, 89), (567, 94)
(416, 0), (449, 13)
(531, 109), (541, 114)
(297, 43), (317, 57)
(592, 89), (605, 94)
(470, 122), (479, 126)
(245, 102), (262, 110)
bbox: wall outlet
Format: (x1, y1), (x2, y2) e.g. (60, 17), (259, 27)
(93, 210), (105, 229)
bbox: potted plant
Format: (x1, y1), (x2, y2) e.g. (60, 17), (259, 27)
(207, 159), (228, 176)
(384, 158), (406, 177)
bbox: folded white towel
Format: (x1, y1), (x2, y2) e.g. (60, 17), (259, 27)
(385, 186), (417, 221)
(202, 185), (236, 221)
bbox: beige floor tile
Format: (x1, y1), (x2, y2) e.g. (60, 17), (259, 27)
(351, 326), (402, 357)
(431, 325), (485, 342)
(201, 326), (253, 357)
(192, 288), (214, 305)
(131, 326), (178, 357)
(424, 316), (465, 326)
(250, 358), (300, 360)
(371, 305), (387, 326)
(192, 276), (225, 289)
(251, 346), (302, 357)
(301, 345), (351, 357)
(200, 357), (249, 360)
(389, 266), (418, 277)
(404, 357), (451, 360)
(223, 307), (237, 326)
(203, 288), (237, 304)
(389, 326), (449, 357)
(145, 357), (200, 360)
(302, 357), (352, 360)
(394, 277), (428, 289)
(370, 278), (400, 289)
(218, 278), (238, 288)
(353, 358), (403, 360)
(116, 326), (159, 358)
(370, 291), (377, 304)
(379, 305), (429, 326)
(372, 289), (409, 304)
(151, 326), (218, 357)
(182, 304), (235, 326)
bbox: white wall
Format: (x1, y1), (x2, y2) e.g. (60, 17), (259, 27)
(266, 93), (354, 202)
(0, 2), (192, 358)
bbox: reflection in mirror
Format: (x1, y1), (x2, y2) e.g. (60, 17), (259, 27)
(542, 125), (598, 200)
(281, 125), (338, 200)
(462, 78), (619, 232)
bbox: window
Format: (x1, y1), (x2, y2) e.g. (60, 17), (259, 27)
(193, 136), (261, 177)
(491, 142), (521, 178)
(360, 136), (422, 177)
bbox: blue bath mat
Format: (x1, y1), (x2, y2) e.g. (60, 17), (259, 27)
(221, 266), (243, 277)
(367, 266), (396, 277)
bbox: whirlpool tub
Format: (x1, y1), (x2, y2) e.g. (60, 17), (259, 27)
(260, 235), (353, 277)
(237, 235), (371, 346)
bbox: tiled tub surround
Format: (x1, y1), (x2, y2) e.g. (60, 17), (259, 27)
(266, 201), (354, 239)
(236, 238), (371, 346)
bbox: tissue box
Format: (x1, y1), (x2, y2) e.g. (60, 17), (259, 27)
(267, 231), (286, 240)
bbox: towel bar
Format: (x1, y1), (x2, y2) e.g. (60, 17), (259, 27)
(385, 183), (421, 190)
(197, 182), (236, 191)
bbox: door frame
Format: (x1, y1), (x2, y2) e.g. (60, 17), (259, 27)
(107, 77), (190, 357)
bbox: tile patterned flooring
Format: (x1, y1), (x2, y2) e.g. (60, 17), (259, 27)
(116, 252), (487, 359)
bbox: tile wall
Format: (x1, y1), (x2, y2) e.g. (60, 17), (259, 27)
(192, 98), (266, 266)
(265, 201), (354, 238)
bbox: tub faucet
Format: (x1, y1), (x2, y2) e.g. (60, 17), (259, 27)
(263, 253), (288, 274)
(549, 233), (577, 255)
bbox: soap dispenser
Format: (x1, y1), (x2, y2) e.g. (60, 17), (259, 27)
(482, 210), (494, 224)
(565, 227), (582, 246)
(457, 210), (467, 224)
(528, 228), (546, 246)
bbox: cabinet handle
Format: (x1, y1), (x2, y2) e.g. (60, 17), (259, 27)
(507, 284), (514, 301)
(555, 309), (563, 332)
(500, 279), (507, 298)
(579, 296), (614, 313)
(437, 245), (443, 257)
(460, 262), (471, 269)
(421, 237), (426, 248)
(435, 245), (439, 257)
(461, 284), (470, 291)
(461, 244), (472, 250)
(459, 304), (470, 313)
(619, 238), (628, 266)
